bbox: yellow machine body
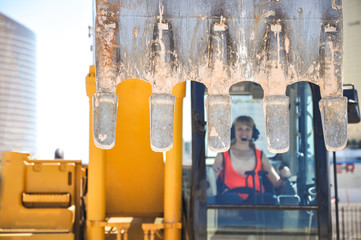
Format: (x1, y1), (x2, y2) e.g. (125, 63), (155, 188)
(0, 152), (82, 240)
(87, 70), (165, 217)
(86, 65), (185, 240)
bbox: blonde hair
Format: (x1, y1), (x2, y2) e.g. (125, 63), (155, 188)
(233, 116), (255, 129)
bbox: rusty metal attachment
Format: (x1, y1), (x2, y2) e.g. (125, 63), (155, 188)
(94, 0), (346, 153)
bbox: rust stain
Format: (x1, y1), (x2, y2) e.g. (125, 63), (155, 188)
(133, 27), (138, 38)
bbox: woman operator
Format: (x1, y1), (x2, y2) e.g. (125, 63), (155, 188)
(212, 115), (291, 204)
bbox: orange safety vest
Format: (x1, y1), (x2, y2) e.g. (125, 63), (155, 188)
(220, 148), (264, 200)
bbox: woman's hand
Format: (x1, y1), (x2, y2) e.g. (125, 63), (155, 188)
(279, 166), (291, 179)
(212, 153), (224, 179)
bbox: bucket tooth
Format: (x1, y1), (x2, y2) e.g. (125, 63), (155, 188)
(148, 16), (177, 152)
(319, 97), (347, 151)
(93, 93), (118, 149)
(318, 21), (345, 151)
(263, 96), (289, 153)
(94, 0), (119, 92)
(260, 23), (289, 153)
(93, 0), (119, 149)
(206, 95), (231, 152)
(204, 19), (233, 153)
(150, 93), (175, 152)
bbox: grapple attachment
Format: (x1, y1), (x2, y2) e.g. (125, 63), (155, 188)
(93, 0), (346, 153)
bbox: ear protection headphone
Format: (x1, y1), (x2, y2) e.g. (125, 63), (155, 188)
(230, 116), (260, 141)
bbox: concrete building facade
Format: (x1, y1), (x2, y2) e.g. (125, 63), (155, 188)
(0, 13), (37, 154)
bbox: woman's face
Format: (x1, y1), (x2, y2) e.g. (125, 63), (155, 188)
(234, 122), (253, 142)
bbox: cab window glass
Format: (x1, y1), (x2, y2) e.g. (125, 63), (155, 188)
(206, 82), (316, 207)
(206, 81), (318, 239)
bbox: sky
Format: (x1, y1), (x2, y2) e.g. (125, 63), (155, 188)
(1, 0), (93, 162)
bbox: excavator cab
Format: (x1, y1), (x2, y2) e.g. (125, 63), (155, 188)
(184, 81), (331, 239)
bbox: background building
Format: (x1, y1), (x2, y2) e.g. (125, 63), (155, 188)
(0, 13), (37, 155)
